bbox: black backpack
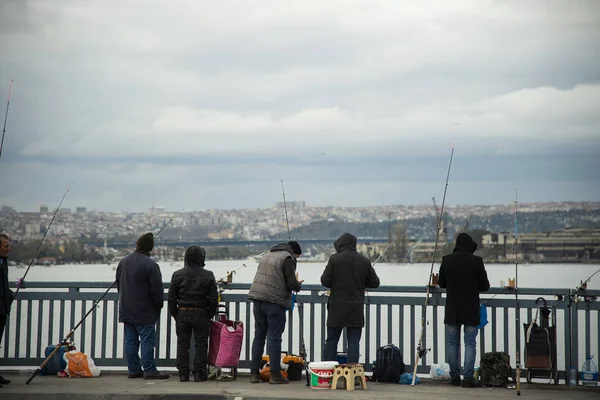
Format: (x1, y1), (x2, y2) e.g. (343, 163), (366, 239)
(372, 344), (405, 383)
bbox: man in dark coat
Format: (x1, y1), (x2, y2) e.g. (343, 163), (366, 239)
(438, 232), (490, 388)
(116, 232), (169, 380)
(247, 241), (303, 384)
(168, 245), (218, 382)
(0, 234), (13, 388)
(321, 233), (380, 364)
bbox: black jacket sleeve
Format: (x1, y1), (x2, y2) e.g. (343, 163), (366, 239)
(321, 258), (334, 288)
(438, 258), (447, 289)
(283, 258), (302, 291)
(365, 262), (380, 289)
(207, 272), (219, 318)
(167, 274), (179, 319)
(479, 259), (491, 291)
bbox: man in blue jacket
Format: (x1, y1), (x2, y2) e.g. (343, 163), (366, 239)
(116, 232), (169, 379)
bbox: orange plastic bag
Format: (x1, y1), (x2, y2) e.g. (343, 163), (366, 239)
(63, 350), (101, 377)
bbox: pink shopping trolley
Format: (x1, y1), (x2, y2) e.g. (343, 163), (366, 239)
(208, 305), (244, 380)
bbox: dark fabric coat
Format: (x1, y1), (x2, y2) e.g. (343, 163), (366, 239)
(116, 250), (164, 325)
(168, 245), (218, 320)
(438, 233), (490, 326)
(0, 257), (13, 316)
(321, 233), (380, 327)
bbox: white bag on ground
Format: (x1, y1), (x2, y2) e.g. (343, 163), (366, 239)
(429, 363), (451, 380)
(63, 350), (101, 377)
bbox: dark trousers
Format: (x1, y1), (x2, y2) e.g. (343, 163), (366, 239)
(0, 314), (6, 344)
(176, 309), (211, 375)
(323, 326), (362, 364)
(250, 301), (287, 374)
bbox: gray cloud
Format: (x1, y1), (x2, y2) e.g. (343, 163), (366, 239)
(0, 0), (599, 211)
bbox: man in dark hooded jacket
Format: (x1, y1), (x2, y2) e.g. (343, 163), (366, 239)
(168, 245), (218, 382)
(0, 234), (13, 388)
(321, 233), (380, 364)
(438, 232), (490, 388)
(247, 241), (303, 384)
(116, 232), (169, 380)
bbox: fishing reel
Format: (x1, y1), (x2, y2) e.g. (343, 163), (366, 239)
(417, 344), (431, 359)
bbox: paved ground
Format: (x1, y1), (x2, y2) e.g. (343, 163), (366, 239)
(0, 372), (598, 400)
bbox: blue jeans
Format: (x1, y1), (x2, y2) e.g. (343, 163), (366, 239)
(123, 323), (157, 374)
(323, 326), (362, 364)
(250, 301), (287, 374)
(446, 324), (478, 379)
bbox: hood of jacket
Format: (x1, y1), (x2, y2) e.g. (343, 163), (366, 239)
(184, 245), (206, 267)
(268, 242), (295, 255)
(453, 232), (478, 254)
(334, 232), (357, 253)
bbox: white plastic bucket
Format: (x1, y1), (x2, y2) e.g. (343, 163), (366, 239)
(307, 361), (339, 389)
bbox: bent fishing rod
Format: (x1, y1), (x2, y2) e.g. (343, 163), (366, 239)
(25, 219), (173, 385)
(411, 135), (456, 386)
(14, 182), (73, 299)
(514, 188), (522, 396)
(0, 79), (13, 163)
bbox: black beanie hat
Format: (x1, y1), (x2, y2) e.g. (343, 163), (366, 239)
(136, 232), (154, 253)
(288, 240), (302, 255)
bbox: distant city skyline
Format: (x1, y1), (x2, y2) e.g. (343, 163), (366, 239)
(1, 2), (599, 212)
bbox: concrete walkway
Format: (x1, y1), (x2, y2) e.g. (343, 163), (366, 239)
(0, 372), (598, 400)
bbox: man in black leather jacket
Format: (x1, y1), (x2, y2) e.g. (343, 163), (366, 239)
(168, 245), (218, 382)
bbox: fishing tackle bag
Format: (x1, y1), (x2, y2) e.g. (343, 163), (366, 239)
(480, 351), (513, 387)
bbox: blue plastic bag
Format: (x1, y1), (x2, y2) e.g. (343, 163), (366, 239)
(399, 372), (420, 384)
(478, 303), (488, 329)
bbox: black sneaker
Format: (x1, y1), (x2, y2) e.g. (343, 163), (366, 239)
(194, 368), (208, 382)
(450, 376), (461, 386)
(462, 377), (480, 388)
(128, 371), (144, 379)
(143, 371), (170, 380)
(0, 376), (10, 385)
(180, 374), (189, 382)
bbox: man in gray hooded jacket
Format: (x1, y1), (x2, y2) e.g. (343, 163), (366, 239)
(247, 241), (303, 384)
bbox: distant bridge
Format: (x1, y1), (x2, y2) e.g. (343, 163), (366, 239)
(93, 238), (391, 249)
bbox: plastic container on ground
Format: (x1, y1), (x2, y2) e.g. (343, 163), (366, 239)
(569, 367), (577, 386)
(307, 361), (339, 389)
(580, 356), (598, 387)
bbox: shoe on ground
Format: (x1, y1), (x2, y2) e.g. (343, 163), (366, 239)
(128, 371), (143, 379)
(462, 377), (480, 388)
(180, 374), (189, 382)
(249, 372), (260, 383)
(143, 371), (170, 380)
(0, 376), (10, 385)
(269, 372), (289, 384)
(194, 368), (208, 382)
(450, 376), (461, 386)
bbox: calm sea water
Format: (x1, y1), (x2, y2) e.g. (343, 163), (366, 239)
(3, 260), (599, 375)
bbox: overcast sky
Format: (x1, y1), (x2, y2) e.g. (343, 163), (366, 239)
(1, 0), (599, 212)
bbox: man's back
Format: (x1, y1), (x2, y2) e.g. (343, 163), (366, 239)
(116, 251), (164, 325)
(438, 233), (490, 326)
(321, 233), (380, 327)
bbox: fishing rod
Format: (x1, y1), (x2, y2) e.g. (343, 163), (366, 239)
(411, 135), (456, 386)
(281, 180), (291, 240)
(573, 268), (600, 303)
(514, 188), (522, 396)
(280, 180), (307, 375)
(25, 221), (172, 385)
(14, 182), (73, 298)
(0, 79), (13, 163)
(217, 250), (269, 285)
